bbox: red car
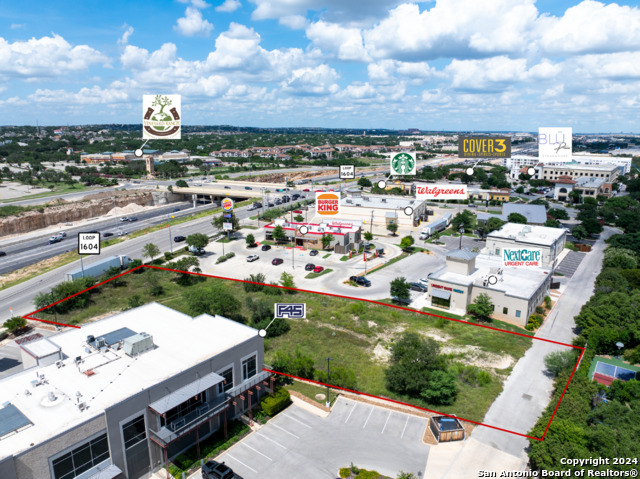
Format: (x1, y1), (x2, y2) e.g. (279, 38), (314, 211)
(313, 266), (324, 273)
(303, 188), (310, 192)
(293, 210), (303, 214)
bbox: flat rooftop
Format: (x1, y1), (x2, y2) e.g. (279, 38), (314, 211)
(342, 195), (422, 210)
(0, 303), (258, 458)
(575, 176), (606, 188)
(430, 253), (551, 299)
(542, 162), (618, 172)
(487, 223), (565, 246)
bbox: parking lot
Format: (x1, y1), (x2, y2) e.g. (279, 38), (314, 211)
(215, 397), (429, 478)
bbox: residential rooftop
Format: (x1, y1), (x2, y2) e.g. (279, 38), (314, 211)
(0, 303), (258, 458)
(429, 253), (551, 299)
(487, 223), (565, 246)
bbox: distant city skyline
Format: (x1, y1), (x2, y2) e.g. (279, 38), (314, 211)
(1, 0), (640, 132)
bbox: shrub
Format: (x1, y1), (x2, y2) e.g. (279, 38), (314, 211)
(260, 387), (291, 416)
(3, 316), (27, 333)
(164, 251), (172, 260)
(544, 350), (576, 377)
(128, 258), (144, 273)
(544, 295), (552, 309)
(536, 306), (545, 314)
(128, 295), (144, 309)
(526, 314), (544, 331)
(264, 282), (284, 295)
(316, 366), (358, 390)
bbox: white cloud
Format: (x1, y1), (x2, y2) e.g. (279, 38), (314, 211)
(250, 0), (406, 24)
(571, 52), (640, 79)
(368, 59), (436, 84)
(280, 15), (307, 29)
(206, 23), (267, 71)
(174, 7), (214, 37)
(445, 57), (528, 91)
(177, 75), (231, 97)
(0, 34), (109, 78)
(28, 86), (128, 104)
(178, 0), (211, 8)
(216, 0), (241, 13)
(281, 64), (340, 96)
(10, 24), (25, 29)
(306, 21), (368, 61)
(118, 24), (134, 46)
(538, 1), (640, 54)
(339, 82), (376, 100)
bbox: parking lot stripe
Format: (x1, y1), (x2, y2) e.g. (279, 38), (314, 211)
(226, 453), (258, 473)
(401, 415), (410, 439)
(362, 407), (374, 429)
(344, 403), (357, 424)
(381, 411), (392, 434)
(284, 413), (312, 428)
(241, 443), (272, 461)
(256, 432), (287, 449)
(271, 423), (300, 438)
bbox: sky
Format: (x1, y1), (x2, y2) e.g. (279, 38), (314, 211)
(1, 0), (640, 132)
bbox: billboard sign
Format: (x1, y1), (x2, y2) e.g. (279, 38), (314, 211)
(458, 136), (511, 158)
(538, 127), (572, 162)
(221, 198), (234, 211)
(143, 95), (181, 140)
(316, 192), (340, 216)
(390, 152), (416, 176)
(502, 248), (542, 268)
(415, 184), (468, 200)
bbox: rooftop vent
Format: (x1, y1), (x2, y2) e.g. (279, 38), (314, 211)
(123, 332), (154, 357)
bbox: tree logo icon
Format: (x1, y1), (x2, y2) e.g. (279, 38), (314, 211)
(143, 94), (182, 139)
(391, 152), (416, 176)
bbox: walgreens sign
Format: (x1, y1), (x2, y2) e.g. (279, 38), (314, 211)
(415, 184), (467, 200)
(316, 192), (340, 216)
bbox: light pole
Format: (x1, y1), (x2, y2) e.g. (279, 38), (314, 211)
(168, 214), (175, 254)
(370, 210), (374, 235)
(113, 197), (118, 228)
(458, 226), (464, 250)
(325, 357), (333, 407)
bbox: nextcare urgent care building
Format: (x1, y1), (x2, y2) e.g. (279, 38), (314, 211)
(485, 223), (566, 269)
(427, 249), (552, 327)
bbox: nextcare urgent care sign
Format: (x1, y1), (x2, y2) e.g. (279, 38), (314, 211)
(503, 248), (542, 267)
(415, 184), (467, 200)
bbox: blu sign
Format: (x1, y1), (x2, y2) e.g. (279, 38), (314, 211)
(503, 248), (542, 268)
(538, 127), (572, 162)
(275, 303), (306, 319)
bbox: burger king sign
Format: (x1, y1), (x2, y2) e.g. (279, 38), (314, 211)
(316, 192), (340, 216)
(221, 198), (234, 211)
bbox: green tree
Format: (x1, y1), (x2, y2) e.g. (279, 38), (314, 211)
(420, 369), (458, 405)
(316, 365), (357, 390)
(548, 208), (569, 220)
(582, 217), (603, 236)
(171, 256), (201, 285)
(186, 233), (209, 250)
(545, 218), (561, 228)
(358, 177), (372, 187)
(104, 266), (126, 287)
(507, 212), (528, 224)
(294, 214), (304, 222)
(272, 225), (287, 244)
(185, 284), (241, 319)
(390, 277), (411, 302)
(245, 233), (256, 247)
(145, 273), (164, 297)
(142, 243), (160, 263)
(544, 350), (576, 377)
(3, 316), (27, 333)
(571, 225), (588, 240)
(516, 186), (525, 194)
(212, 211), (239, 232)
(400, 235), (414, 252)
(363, 231), (373, 243)
(603, 248), (638, 269)
(280, 271), (297, 292)
(467, 293), (493, 321)
(451, 210), (474, 232)
(175, 179), (188, 188)
(385, 332), (447, 397)
(272, 348), (315, 379)
(243, 273), (266, 292)
(321, 233), (335, 250)
(386, 221), (398, 236)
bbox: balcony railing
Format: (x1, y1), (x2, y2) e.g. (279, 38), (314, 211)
(149, 397), (229, 446)
(226, 370), (272, 398)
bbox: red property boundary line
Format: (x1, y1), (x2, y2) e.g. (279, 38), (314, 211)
(22, 264), (584, 440)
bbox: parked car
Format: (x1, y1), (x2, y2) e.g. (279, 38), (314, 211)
(103, 232), (114, 238)
(392, 296), (412, 305)
(291, 194), (300, 200)
(305, 263), (315, 271)
(293, 210), (303, 214)
(282, 195), (290, 202)
(272, 258), (284, 265)
(0, 251), (6, 257)
(174, 235), (186, 242)
(275, 198), (282, 205)
(309, 250), (319, 256)
(268, 202), (275, 207)
(247, 255), (259, 262)
(350, 276), (371, 287)
(468, 203), (476, 208)
(313, 266), (324, 273)
(409, 282), (428, 292)
(418, 277), (429, 285)
(261, 244), (271, 251)
(303, 188), (310, 192)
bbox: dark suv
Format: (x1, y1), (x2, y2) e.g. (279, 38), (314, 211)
(350, 276), (371, 287)
(202, 460), (234, 479)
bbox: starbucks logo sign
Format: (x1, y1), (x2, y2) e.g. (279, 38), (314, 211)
(143, 94), (182, 140)
(391, 152), (416, 176)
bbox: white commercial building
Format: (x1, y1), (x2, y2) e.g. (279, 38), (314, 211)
(485, 223), (566, 269)
(339, 189), (427, 228)
(0, 303), (270, 479)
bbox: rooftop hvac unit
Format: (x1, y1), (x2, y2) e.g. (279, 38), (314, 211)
(123, 332), (154, 357)
(55, 360), (64, 368)
(381, 198), (387, 203)
(77, 402), (86, 412)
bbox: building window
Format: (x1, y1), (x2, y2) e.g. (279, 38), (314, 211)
(122, 415), (146, 450)
(160, 393), (206, 428)
(52, 433), (110, 479)
(242, 355), (257, 381)
(217, 366), (234, 394)
(503, 307), (508, 315)
(516, 310), (521, 318)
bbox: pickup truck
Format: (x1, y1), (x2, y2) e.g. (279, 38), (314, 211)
(202, 460), (234, 479)
(350, 276), (371, 287)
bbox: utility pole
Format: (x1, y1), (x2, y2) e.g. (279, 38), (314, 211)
(168, 215), (174, 254)
(370, 210), (374, 234)
(325, 357), (333, 407)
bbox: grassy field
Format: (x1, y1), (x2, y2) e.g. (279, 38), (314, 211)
(0, 183), (90, 204)
(285, 380), (338, 406)
(41, 271), (533, 422)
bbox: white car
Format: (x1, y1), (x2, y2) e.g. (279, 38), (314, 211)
(247, 255), (259, 262)
(418, 277), (430, 286)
